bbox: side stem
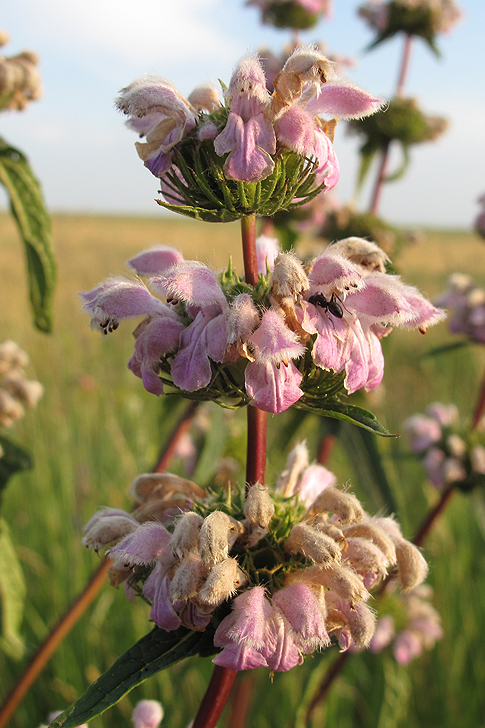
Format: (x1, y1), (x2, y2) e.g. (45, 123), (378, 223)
(241, 214), (258, 287)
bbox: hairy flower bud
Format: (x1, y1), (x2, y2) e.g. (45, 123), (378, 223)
(199, 511), (242, 566)
(309, 486), (364, 525)
(169, 554), (207, 601)
(170, 512), (204, 559)
(244, 483), (275, 528)
(395, 540), (429, 592)
(198, 558), (247, 606)
(285, 522), (342, 564)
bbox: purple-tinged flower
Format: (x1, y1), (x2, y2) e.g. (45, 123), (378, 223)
(132, 700), (164, 728)
(404, 414), (442, 453)
(273, 582), (329, 651)
(256, 234), (280, 274)
(214, 55), (276, 182)
(369, 614), (395, 652)
(116, 76), (197, 178)
(244, 309), (305, 413)
(127, 245), (184, 277)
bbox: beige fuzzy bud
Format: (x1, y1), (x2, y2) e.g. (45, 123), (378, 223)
(343, 523), (396, 563)
(347, 602), (376, 649)
(310, 516), (346, 546)
(244, 483), (275, 528)
(281, 47), (335, 85)
(2, 376), (44, 408)
(289, 563), (368, 604)
(309, 487), (364, 526)
(187, 83), (221, 113)
(82, 513), (138, 551)
(107, 563), (132, 588)
(0, 340), (29, 374)
(199, 511), (241, 566)
(395, 540), (429, 592)
(197, 558), (247, 606)
(344, 537), (389, 579)
(270, 253), (309, 300)
(0, 389), (24, 427)
(329, 238), (390, 274)
(276, 440), (309, 497)
(169, 554), (207, 602)
(285, 523), (342, 565)
(170, 512), (204, 559)
(129, 472), (205, 503)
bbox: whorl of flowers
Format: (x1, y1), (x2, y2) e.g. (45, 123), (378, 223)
(348, 96), (448, 191)
(115, 48), (382, 222)
(369, 584), (442, 664)
(404, 402), (485, 492)
(434, 273), (485, 344)
(358, 0), (463, 55)
(247, 0), (333, 31)
(83, 443), (428, 672)
(80, 237), (445, 416)
(0, 31), (42, 112)
(0, 340), (44, 430)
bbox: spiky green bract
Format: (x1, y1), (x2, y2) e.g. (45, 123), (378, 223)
(262, 2), (320, 30)
(0, 138), (56, 332)
(156, 108), (326, 223)
(317, 205), (405, 260)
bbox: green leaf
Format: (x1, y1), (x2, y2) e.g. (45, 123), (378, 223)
(49, 625), (215, 727)
(0, 137), (56, 332)
(155, 199), (242, 223)
(421, 340), (471, 358)
(0, 435), (32, 503)
(340, 424), (398, 512)
(0, 518), (26, 658)
(296, 399), (394, 437)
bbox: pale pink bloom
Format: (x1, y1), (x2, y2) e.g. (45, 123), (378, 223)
(403, 414), (442, 453)
(132, 700), (164, 728)
(244, 309), (305, 412)
(214, 56), (276, 182)
(393, 629), (422, 664)
(108, 522), (172, 568)
(369, 614), (395, 652)
(296, 463), (337, 507)
(116, 76), (197, 178)
(425, 402), (459, 428)
(128, 245), (184, 277)
(273, 582), (329, 651)
(256, 235), (280, 274)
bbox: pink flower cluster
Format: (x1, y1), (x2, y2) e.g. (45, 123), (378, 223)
(434, 273), (485, 344)
(116, 47), (381, 194)
(83, 444), (428, 673)
(0, 340), (44, 429)
(404, 402), (485, 490)
(81, 237), (444, 415)
(370, 585), (443, 664)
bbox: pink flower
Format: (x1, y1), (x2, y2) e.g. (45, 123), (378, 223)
(244, 309), (305, 413)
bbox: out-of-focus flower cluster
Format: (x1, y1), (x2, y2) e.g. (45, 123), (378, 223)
(474, 194), (485, 240)
(81, 237), (444, 415)
(369, 584), (442, 664)
(0, 31), (42, 112)
(116, 47), (381, 222)
(42, 700), (164, 728)
(434, 273), (485, 344)
(247, 0), (332, 30)
(0, 340), (43, 430)
(358, 0), (463, 54)
(404, 402), (485, 492)
(83, 442), (428, 672)
(348, 96), (448, 192)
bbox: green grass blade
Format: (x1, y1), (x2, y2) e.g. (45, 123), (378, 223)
(0, 137), (56, 332)
(49, 626), (211, 727)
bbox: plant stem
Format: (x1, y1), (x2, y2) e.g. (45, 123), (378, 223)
(413, 482), (455, 547)
(472, 365), (485, 429)
(368, 34), (413, 215)
(305, 652), (349, 724)
(192, 667), (238, 728)
(246, 406), (268, 489)
(241, 214), (258, 286)
(0, 400), (199, 728)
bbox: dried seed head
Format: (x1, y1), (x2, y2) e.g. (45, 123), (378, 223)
(170, 512), (204, 559)
(285, 523), (342, 565)
(199, 511), (241, 566)
(197, 558), (247, 606)
(309, 486), (364, 525)
(169, 554), (208, 602)
(244, 483), (275, 528)
(395, 540), (429, 593)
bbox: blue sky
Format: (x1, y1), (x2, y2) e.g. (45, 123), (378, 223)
(1, 0), (484, 227)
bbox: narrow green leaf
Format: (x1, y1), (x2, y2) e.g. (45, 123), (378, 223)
(0, 518), (26, 658)
(49, 625), (214, 727)
(155, 199), (241, 223)
(421, 340), (470, 358)
(296, 399), (394, 437)
(0, 435), (32, 502)
(0, 137), (56, 332)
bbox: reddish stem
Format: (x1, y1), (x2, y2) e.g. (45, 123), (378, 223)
(317, 435), (337, 466)
(305, 652), (350, 724)
(241, 214), (258, 287)
(226, 673), (255, 728)
(0, 401), (199, 728)
(413, 482), (455, 547)
(246, 406), (268, 490)
(192, 667), (238, 728)
(472, 367), (485, 429)
(396, 35), (413, 96)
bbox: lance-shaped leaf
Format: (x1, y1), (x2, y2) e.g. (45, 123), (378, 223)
(296, 396), (394, 437)
(0, 137), (56, 332)
(0, 435), (32, 504)
(49, 625), (216, 727)
(0, 518), (26, 658)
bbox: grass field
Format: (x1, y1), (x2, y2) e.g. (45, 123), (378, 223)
(1, 211), (485, 728)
